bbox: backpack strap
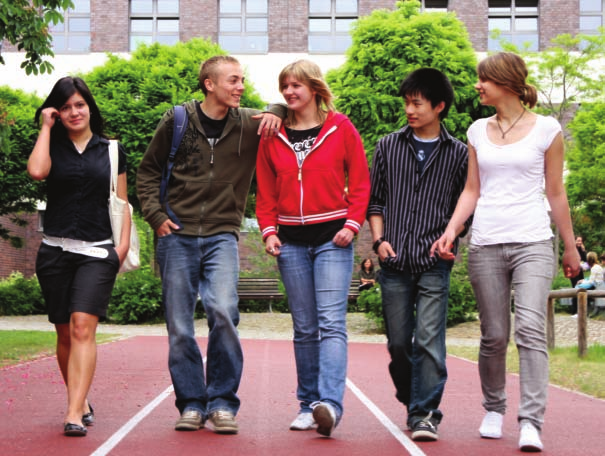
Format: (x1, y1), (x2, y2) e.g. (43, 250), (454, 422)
(159, 104), (188, 227)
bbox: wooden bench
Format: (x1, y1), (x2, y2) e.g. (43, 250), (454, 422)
(237, 278), (364, 312)
(237, 278), (283, 312)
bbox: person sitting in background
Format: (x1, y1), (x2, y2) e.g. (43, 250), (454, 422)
(575, 251), (603, 290)
(358, 258), (377, 291)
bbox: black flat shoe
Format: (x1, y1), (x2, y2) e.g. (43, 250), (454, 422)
(64, 422), (87, 437)
(82, 403), (94, 426)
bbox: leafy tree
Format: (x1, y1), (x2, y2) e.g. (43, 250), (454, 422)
(0, 87), (45, 246)
(565, 102), (605, 254)
(499, 29), (605, 124)
(84, 38), (266, 210)
(0, 0), (73, 75)
(327, 0), (491, 161)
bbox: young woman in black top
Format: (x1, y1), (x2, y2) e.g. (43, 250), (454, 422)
(28, 76), (130, 437)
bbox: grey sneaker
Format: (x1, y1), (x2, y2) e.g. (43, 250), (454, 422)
(411, 412), (438, 441)
(208, 410), (239, 434)
(175, 409), (204, 431)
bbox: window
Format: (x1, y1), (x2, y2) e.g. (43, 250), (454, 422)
(308, 0), (358, 53)
(130, 0), (180, 50)
(49, 0), (91, 53)
(421, 0), (448, 12)
(579, 0), (604, 34)
(219, 0), (268, 53)
(488, 0), (539, 51)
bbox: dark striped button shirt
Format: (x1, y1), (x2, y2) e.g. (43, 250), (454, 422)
(367, 125), (471, 274)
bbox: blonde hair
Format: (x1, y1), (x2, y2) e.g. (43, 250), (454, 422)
(278, 59), (335, 127)
(587, 251), (598, 266)
(477, 52), (538, 108)
(199, 55), (241, 96)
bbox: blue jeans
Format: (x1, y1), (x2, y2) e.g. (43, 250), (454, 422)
(156, 233), (242, 417)
(378, 259), (453, 428)
(468, 241), (554, 430)
(277, 240), (353, 423)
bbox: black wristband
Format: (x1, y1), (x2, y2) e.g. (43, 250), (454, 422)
(372, 237), (384, 254)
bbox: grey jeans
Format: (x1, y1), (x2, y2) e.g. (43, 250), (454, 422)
(468, 240), (555, 430)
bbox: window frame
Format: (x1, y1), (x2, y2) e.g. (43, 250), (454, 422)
(488, 0), (539, 51)
(308, 0), (358, 54)
(421, 0), (448, 13)
(218, 0), (269, 54)
(49, 0), (91, 54)
(129, 0), (180, 51)
(579, 0), (604, 34)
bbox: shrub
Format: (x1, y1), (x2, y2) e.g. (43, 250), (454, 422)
(107, 267), (163, 324)
(358, 286), (385, 332)
(0, 272), (45, 316)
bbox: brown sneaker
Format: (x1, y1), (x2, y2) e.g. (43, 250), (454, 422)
(208, 410), (239, 434)
(175, 409), (204, 431)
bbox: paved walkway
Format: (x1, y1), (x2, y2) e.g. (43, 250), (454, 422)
(1, 312), (604, 346)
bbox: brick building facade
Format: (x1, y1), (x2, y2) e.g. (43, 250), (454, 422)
(1, 1), (582, 54)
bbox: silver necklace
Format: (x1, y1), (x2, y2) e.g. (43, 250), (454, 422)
(496, 108), (526, 139)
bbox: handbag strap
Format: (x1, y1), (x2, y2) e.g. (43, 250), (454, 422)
(108, 140), (118, 194)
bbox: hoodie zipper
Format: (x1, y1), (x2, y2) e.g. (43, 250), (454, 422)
(280, 125), (337, 224)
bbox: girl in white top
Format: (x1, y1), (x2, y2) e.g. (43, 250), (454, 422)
(431, 52), (580, 452)
(575, 251), (604, 289)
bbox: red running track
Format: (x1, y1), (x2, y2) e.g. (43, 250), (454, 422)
(1, 336), (603, 456)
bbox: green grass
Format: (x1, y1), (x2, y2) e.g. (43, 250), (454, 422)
(448, 343), (605, 399)
(0, 330), (118, 368)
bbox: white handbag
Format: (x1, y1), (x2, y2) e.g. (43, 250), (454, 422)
(108, 140), (140, 273)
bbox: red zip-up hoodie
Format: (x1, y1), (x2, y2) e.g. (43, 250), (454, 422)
(256, 111), (370, 241)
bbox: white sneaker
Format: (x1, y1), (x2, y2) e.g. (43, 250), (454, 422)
(479, 411), (503, 439)
(519, 421), (543, 452)
(312, 402), (336, 437)
(289, 412), (315, 431)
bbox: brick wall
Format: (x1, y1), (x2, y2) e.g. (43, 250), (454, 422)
(91, 0), (129, 52)
(181, 0), (218, 43)
(0, 214), (43, 279)
(451, 0), (488, 52)
(540, 0), (579, 49)
(269, 0), (308, 52)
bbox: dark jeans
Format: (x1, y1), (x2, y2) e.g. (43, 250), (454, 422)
(378, 259), (453, 428)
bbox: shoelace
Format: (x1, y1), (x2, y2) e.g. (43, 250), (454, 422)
(418, 411), (436, 430)
(213, 410), (233, 420)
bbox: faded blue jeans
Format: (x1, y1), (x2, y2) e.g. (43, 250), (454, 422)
(378, 259), (453, 429)
(277, 240), (353, 424)
(156, 232), (242, 417)
(468, 240), (555, 431)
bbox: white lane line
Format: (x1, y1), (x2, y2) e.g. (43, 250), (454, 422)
(89, 384), (174, 456)
(346, 378), (427, 456)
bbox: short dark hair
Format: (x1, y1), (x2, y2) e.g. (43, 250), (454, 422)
(398, 68), (454, 120)
(35, 76), (104, 140)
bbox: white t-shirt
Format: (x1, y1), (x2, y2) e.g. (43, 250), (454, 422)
(588, 264), (604, 285)
(467, 114), (561, 245)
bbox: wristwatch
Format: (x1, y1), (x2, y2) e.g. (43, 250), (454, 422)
(372, 237), (384, 254)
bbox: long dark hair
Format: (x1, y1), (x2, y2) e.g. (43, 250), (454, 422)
(360, 258), (374, 272)
(34, 76), (105, 140)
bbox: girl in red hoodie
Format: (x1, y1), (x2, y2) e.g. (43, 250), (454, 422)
(256, 59), (370, 438)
